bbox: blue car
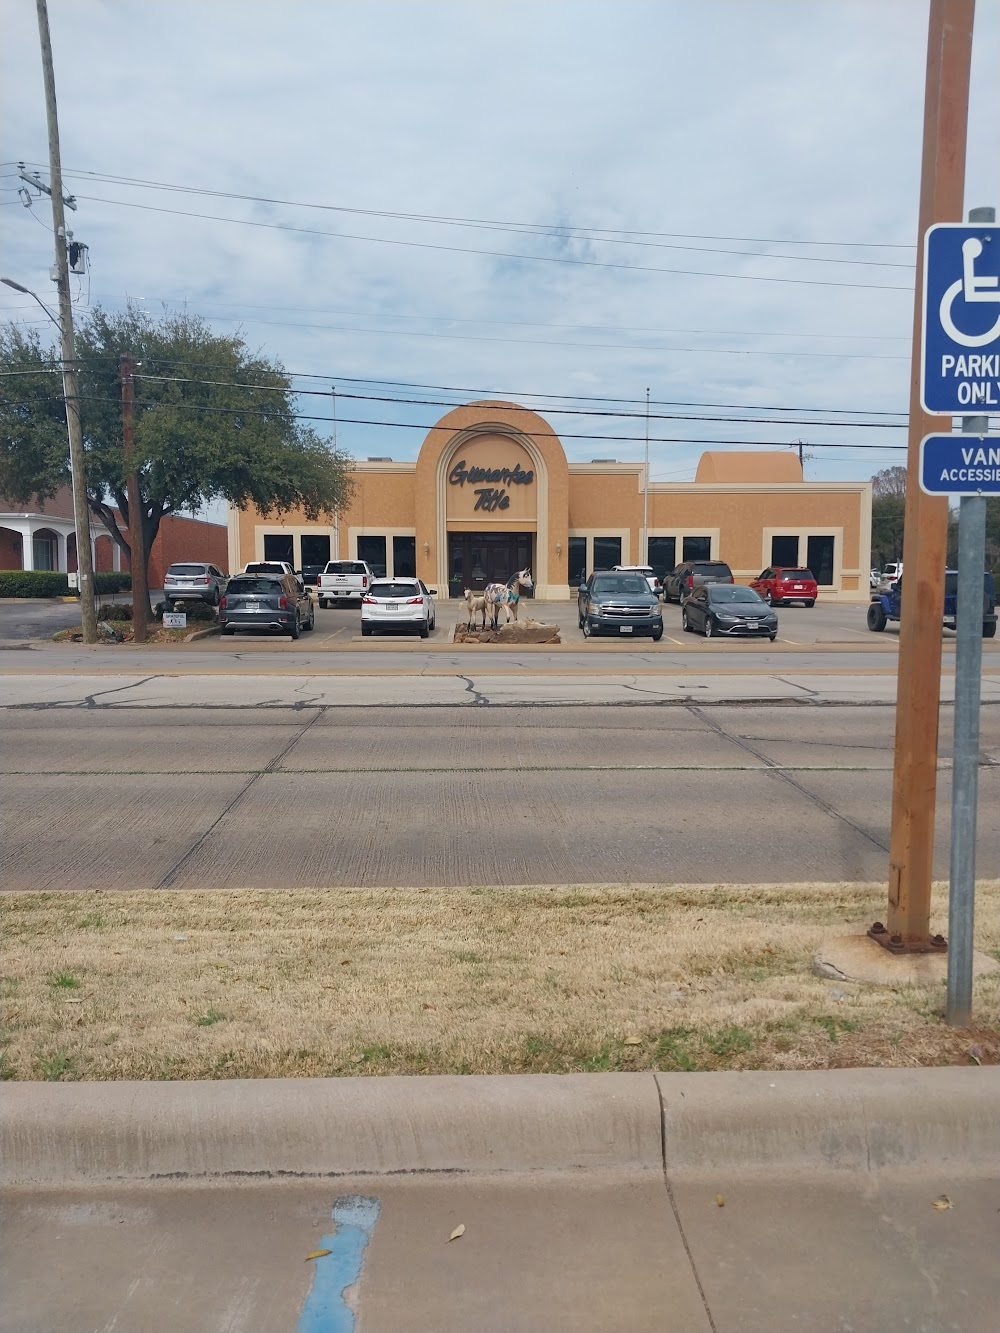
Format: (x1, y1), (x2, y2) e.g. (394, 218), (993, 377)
(867, 570), (996, 638)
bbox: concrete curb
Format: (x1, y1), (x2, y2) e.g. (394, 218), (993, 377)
(2, 1068), (997, 1185)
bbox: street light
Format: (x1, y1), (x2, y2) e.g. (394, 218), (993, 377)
(2, 275), (97, 639)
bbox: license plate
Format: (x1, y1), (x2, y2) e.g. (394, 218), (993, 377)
(386, 602), (397, 611)
(246, 602), (259, 611)
(619, 624), (633, 633)
(793, 584), (802, 590)
(746, 621), (759, 629)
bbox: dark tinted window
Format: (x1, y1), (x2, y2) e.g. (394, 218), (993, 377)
(682, 536), (712, 561)
(709, 585), (764, 604)
(227, 578), (284, 594)
(648, 536), (676, 582)
(356, 536), (387, 578)
(568, 537), (587, 587)
(167, 564), (208, 575)
(369, 582), (421, 598)
(245, 562), (286, 573)
(692, 562), (732, 576)
(301, 534), (331, 567)
(325, 561), (368, 575)
(806, 536), (835, 586)
(770, 535), (800, 567)
(777, 568), (813, 580)
(263, 534), (294, 564)
(592, 536), (623, 571)
(393, 535), (416, 578)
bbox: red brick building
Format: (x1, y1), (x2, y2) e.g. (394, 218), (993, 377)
(0, 487), (228, 587)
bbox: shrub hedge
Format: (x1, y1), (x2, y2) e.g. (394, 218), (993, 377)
(0, 570), (70, 598)
(94, 572), (132, 594)
(154, 599), (218, 622)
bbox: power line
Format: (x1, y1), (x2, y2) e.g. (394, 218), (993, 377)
(69, 192), (914, 293)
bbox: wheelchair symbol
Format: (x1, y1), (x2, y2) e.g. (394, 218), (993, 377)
(939, 237), (1000, 348)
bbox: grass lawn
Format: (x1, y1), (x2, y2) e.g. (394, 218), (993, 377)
(1, 882), (997, 1081)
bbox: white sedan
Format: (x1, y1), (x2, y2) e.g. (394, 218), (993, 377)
(361, 578), (437, 638)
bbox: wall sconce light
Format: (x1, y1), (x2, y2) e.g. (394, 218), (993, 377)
(423, 541), (430, 555)
(555, 541), (562, 556)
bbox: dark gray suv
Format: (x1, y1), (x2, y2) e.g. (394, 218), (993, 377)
(578, 572), (663, 640)
(663, 559), (734, 603)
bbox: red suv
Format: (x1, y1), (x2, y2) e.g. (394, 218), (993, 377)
(750, 566), (818, 607)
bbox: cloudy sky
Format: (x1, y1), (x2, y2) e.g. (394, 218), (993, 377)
(2, 0), (999, 496)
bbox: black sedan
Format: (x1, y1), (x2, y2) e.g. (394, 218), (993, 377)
(682, 584), (777, 640)
(578, 572), (664, 640)
(219, 574), (315, 639)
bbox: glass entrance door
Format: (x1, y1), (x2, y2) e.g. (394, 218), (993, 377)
(447, 533), (533, 596)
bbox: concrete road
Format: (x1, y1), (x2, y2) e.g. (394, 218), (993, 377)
(3, 702), (998, 890)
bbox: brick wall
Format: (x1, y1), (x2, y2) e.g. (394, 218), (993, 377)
(140, 515), (229, 588)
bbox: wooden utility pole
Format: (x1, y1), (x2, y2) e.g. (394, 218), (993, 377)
(880, 0), (976, 950)
(120, 356), (148, 643)
(35, 0), (97, 644)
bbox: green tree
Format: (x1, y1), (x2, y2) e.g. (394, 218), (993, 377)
(0, 306), (353, 608)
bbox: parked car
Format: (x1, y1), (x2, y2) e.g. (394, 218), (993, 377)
(749, 566), (818, 607)
(577, 571), (664, 640)
(219, 573), (315, 638)
(870, 568), (881, 589)
(613, 564), (662, 597)
(872, 561), (904, 599)
(662, 559), (734, 603)
(163, 562), (228, 606)
(868, 570), (996, 638)
(300, 564), (326, 587)
(317, 560), (374, 607)
(361, 578), (436, 637)
(241, 560), (304, 593)
(682, 584), (778, 640)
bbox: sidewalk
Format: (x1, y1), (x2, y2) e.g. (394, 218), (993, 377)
(2, 1069), (997, 1333)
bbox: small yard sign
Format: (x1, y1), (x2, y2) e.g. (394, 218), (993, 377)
(162, 611), (187, 629)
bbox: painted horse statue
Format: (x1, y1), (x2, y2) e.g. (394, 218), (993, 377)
(484, 568), (533, 630)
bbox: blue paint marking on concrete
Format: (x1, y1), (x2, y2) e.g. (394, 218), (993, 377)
(297, 1195), (382, 1333)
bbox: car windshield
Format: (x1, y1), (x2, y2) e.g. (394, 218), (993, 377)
(167, 565), (207, 576)
(778, 569), (813, 581)
(326, 562), (367, 574)
(592, 575), (649, 595)
(370, 583), (420, 598)
(709, 586), (763, 604)
(227, 578), (283, 595)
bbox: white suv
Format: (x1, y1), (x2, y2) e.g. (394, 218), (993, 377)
(361, 578), (437, 638)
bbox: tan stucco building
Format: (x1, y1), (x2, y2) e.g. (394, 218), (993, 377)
(228, 400), (872, 601)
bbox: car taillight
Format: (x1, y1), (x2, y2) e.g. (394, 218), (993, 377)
(278, 595), (288, 609)
(219, 596), (227, 610)
(687, 575), (694, 588)
(362, 595), (376, 604)
(362, 576), (368, 588)
(726, 575), (734, 583)
(198, 577), (210, 584)
(405, 596), (423, 604)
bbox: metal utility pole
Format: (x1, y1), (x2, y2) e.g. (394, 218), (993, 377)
(35, 0), (97, 644)
(879, 0), (975, 952)
(946, 201), (995, 1026)
(120, 357), (148, 643)
(642, 387), (650, 566)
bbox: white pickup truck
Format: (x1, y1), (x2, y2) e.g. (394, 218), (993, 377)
(317, 559), (375, 607)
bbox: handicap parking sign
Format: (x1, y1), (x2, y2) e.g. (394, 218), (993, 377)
(921, 224), (1000, 415)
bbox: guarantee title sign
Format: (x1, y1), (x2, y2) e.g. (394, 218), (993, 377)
(448, 458), (534, 513)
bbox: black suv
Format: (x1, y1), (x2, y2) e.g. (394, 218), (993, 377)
(663, 559), (734, 603)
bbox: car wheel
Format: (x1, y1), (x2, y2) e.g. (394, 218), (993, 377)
(651, 625), (663, 642)
(318, 598), (328, 609)
(764, 590), (772, 606)
(361, 623), (372, 637)
(419, 620), (429, 639)
(221, 625), (235, 636)
(430, 615), (436, 631)
(289, 613), (301, 641)
(682, 611), (692, 633)
(211, 588), (220, 606)
(578, 607), (585, 628)
(704, 616), (714, 638)
(769, 631), (777, 642)
(583, 619), (593, 639)
(984, 622), (997, 639)
(303, 604), (315, 630)
(867, 602), (887, 632)
(806, 599), (815, 608)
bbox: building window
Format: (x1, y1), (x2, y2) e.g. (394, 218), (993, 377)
(301, 534), (331, 568)
(682, 535), (712, 562)
(357, 535), (387, 578)
(806, 535), (835, 586)
(770, 535), (800, 567)
(647, 536), (676, 583)
(32, 532), (58, 570)
(263, 534), (294, 564)
(592, 536), (622, 571)
(568, 537), (587, 587)
(393, 535), (416, 578)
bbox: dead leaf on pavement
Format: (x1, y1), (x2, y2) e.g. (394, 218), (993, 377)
(448, 1224), (466, 1242)
(305, 1249), (332, 1261)
(932, 1195), (953, 1211)
(715, 1194), (725, 1207)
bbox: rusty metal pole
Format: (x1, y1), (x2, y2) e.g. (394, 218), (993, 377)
(120, 355), (148, 644)
(876, 0), (976, 953)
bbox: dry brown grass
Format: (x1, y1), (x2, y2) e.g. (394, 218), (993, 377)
(2, 882), (997, 1081)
